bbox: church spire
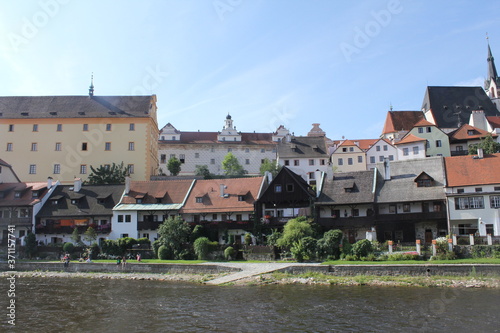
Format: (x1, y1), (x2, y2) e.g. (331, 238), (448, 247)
(89, 73), (94, 97)
(487, 35), (499, 83)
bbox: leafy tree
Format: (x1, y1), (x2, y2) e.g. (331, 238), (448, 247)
(221, 152), (246, 176)
(193, 237), (212, 260)
(259, 158), (280, 177)
(277, 216), (314, 249)
(194, 165), (212, 179)
(63, 242), (74, 254)
(157, 216), (191, 259)
(291, 236), (317, 262)
(25, 233), (38, 259)
(190, 224), (205, 243)
(352, 239), (374, 259)
(87, 162), (127, 185)
(83, 226), (97, 245)
(266, 229), (282, 247)
(317, 229), (343, 260)
(167, 157), (182, 176)
(468, 134), (500, 155)
(71, 228), (81, 245)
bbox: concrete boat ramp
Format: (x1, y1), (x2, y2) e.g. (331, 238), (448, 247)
(202, 262), (321, 285)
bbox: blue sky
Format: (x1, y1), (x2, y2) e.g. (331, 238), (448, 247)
(1, 0), (499, 140)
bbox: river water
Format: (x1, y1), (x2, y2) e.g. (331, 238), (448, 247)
(1, 277), (499, 332)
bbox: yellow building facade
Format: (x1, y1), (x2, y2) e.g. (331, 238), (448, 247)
(0, 95), (159, 183)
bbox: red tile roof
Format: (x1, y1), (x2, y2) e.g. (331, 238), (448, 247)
(448, 124), (497, 141)
(413, 119), (436, 127)
(444, 153), (500, 187)
(487, 116), (500, 129)
(0, 182), (48, 207)
(337, 139), (378, 151)
(182, 177), (264, 213)
(382, 111), (424, 134)
(122, 179), (194, 204)
(161, 131), (275, 145)
(394, 133), (426, 145)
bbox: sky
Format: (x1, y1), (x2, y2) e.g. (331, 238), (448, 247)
(0, 0), (499, 140)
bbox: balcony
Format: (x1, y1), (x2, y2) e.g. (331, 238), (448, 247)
(138, 221), (163, 230)
(35, 223), (111, 234)
(376, 211), (446, 222)
(0, 217), (32, 227)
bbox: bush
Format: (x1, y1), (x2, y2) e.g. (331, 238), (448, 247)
(158, 245), (172, 260)
(341, 238), (352, 257)
(343, 254), (357, 261)
(431, 251), (456, 261)
(317, 229), (343, 260)
(266, 230), (282, 247)
(244, 233), (252, 245)
(190, 225), (205, 243)
(291, 237), (317, 262)
(352, 239), (373, 259)
(277, 217), (313, 249)
(193, 237), (214, 260)
(224, 246), (235, 260)
(470, 245), (500, 258)
(387, 252), (420, 261)
(63, 242), (75, 254)
(24, 233), (38, 259)
(89, 242), (100, 259)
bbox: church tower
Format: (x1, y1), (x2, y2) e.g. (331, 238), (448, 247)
(217, 114), (241, 141)
(485, 39), (500, 110)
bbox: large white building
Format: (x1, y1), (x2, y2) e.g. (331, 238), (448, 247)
(158, 115), (289, 176)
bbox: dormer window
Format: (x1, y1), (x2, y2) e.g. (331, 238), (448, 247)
(32, 191), (39, 198)
(238, 195), (245, 201)
(136, 198), (142, 204)
(415, 172), (434, 187)
(51, 199), (58, 205)
(156, 198), (162, 203)
(98, 199), (105, 205)
(196, 197), (203, 203)
(467, 130), (475, 136)
(71, 199), (79, 205)
(14, 191), (22, 198)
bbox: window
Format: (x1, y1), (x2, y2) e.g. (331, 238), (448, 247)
(413, 146), (419, 155)
(118, 215), (124, 223)
(195, 153), (199, 158)
(309, 172), (315, 180)
(370, 156), (375, 163)
(418, 127), (424, 133)
(33, 124), (38, 132)
(245, 148), (250, 153)
(210, 159), (215, 165)
(426, 141), (430, 149)
(349, 147), (354, 152)
(294, 160), (299, 166)
(57, 124), (62, 131)
(128, 142), (135, 151)
(417, 179), (432, 187)
(128, 164), (134, 174)
(352, 209), (359, 217)
(475, 187), (482, 192)
(495, 186), (500, 191)
(338, 158), (343, 165)
(211, 148), (215, 153)
(212, 214), (217, 220)
(403, 148), (409, 156)
(457, 189), (464, 193)
(170, 154), (176, 159)
(491, 195), (500, 208)
(358, 156), (363, 163)
(29, 164), (36, 174)
(383, 145), (388, 151)
(426, 127), (431, 133)
(348, 158), (353, 165)
(436, 140), (442, 147)
(389, 155), (394, 161)
(125, 215), (131, 222)
(53, 164), (60, 174)
(31, 143), (37, 151)
(160, 154), (166, 164)
(309, 159), (315, 166)
(106, 124), (112, 131)
(403, 203), (410, 212)
(238, 195), (245, 201)
(129, 123), (135, 131)
(82, 142), (88, 151)
(83, 124), (88, 131)
(456, 146), (463, 151)
(172, 136), (176, 140)
(55, 142), (61, 151)
(389, 205), (397, 214)
(284, 160), (290, 166)
(320, 159), (326, 165)
(261, 149), (265, 153)
(228, 148), (232, 152)
(275, 184), (282, 193)
(455, 196), (484, 210)
(80, 165), (87, 174)
(245, 159), (250, 165)
(7, 143), (13, 151)
(342, 148), (347, 152)
(286, 184), (294, 192)
(376, 146), (381, 151)
(179, 154), (185, 163)
(379, 156), (384, 162)
(105, 142), (111, 151)
(8, 124), (14, 132)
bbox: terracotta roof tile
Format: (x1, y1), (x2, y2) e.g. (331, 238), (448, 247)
(487, 116), (500, 129)
(182, 177), (264, 213)
(413, 119), (436, 127)
(382, 111), (424, 134)
(444, 153), (500, 187)
(121, 179), (194, 204)
(0, 182), (48, 207)
(394, 133), (426, 145)
(448, 124), (497, 141)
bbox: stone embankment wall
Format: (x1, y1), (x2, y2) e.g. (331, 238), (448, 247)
(278, 264), (500, 277)
(0, 262), (239, 274)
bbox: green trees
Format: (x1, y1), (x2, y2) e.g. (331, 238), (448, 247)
(83, 226), (97, 245)
(157, 216), (191, 259)
(468, 134), (500, 155)
(24, 233), (38, 259)
(259, 158), (280, 177)
(87, 162), (127, 185)
(317, 229), (343, 260)
(221, 152), (246, 176)
(167, 157), (182, 176)
(276, 216), (313, 249)
(194, 165), (212, 179)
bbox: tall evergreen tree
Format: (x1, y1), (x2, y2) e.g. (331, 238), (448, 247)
(167, 157), (182, 176)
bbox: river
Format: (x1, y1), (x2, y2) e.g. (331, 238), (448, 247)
(1, 277), (499, 332)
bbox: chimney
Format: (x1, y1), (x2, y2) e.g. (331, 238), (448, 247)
(125, 176), (131, 194)
(265, 171), (272, 183)
(220, 184), (227, 197)
(47, 177), (53, 189)
(315, 170), (323, 197)
(477, 148), (484, 159)
(383, 158), (391, 180)
(74, 178), (82, 192)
